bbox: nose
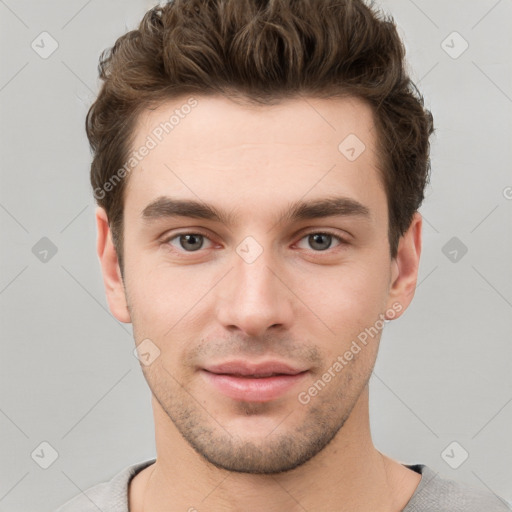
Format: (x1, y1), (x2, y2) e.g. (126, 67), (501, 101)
(215, 243), (294, 338)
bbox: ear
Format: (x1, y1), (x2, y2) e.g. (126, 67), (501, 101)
(385, 212), (422, 320)
(96, 207), (131, 323)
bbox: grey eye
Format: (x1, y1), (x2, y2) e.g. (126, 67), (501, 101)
(307, 233), (333, 251)
(295, 232), (345, 252)
(168, 233), (209, 252)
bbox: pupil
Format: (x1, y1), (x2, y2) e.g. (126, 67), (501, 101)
(310, 233), (331, 251)
(181, 234), (202, 251)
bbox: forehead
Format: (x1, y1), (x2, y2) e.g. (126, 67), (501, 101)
(133, 94), (377, 158)
(124, 94), (385, 225)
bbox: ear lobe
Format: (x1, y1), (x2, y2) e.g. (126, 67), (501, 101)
(96, 207), (131, 323)
(385, 212), (422, 319)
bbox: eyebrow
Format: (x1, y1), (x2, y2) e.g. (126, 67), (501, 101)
(141, 195), (371, 226)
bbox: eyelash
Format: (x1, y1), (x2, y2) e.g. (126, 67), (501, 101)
(160, 230), (349, 256)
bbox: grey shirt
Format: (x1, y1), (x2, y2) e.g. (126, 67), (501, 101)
(55, 458), (511, 511)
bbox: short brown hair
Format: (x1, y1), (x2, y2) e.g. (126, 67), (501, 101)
(86, 0), (434, 274)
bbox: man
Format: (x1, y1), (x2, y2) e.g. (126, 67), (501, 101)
(56, 0), (511, 510)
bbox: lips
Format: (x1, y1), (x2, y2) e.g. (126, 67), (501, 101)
(201, 360), (308, 402)
(204, 361), (306, 377)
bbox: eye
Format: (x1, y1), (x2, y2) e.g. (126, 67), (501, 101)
(296, 232), (347, 252)
(165, 232), (214, 252)
(161, 230), (348, 255)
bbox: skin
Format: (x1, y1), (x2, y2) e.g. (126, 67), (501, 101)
(96, 94), (423, 511)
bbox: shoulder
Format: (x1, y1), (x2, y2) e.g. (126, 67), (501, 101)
(54, 458), (156, 512)
(403, 464), (512, 512)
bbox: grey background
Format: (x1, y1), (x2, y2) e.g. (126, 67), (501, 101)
(0, 0), (511, 510)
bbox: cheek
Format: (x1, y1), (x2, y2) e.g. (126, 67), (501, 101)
(304, 264), (388, 329)
(126, 265), (214, 370)
(127, 261), (205, 316)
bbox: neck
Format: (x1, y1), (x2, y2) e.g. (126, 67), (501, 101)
(132, 386), (420, 512)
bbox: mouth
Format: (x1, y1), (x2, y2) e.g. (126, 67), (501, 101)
(201, 360), (309, 402)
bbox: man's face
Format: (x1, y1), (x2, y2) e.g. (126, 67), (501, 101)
(106, 95), (414, 474)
